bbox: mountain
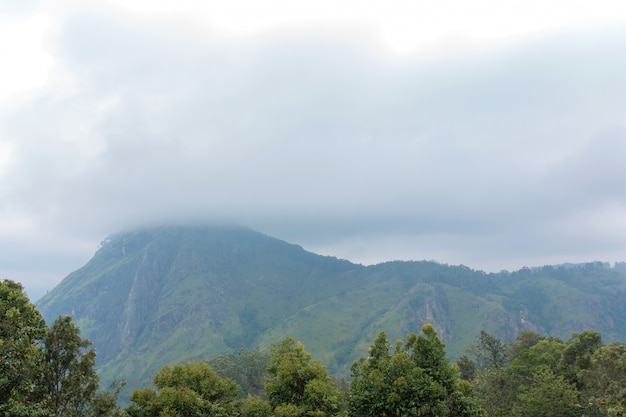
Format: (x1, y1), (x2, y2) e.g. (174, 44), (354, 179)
(36, 225), (626, 394)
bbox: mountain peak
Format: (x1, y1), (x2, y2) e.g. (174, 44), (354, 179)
(35, 225), (626, 396)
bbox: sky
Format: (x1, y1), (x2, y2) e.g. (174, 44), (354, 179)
(2, 0), (626, 301)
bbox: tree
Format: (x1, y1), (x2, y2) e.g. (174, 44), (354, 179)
(465, 330), (517, 417)
(0, 279), (49, 416)
(209, 349), (270, 399)
(125, 361), (241, 417)
(457, 355), (476, 381)
(475, 334), (572, 417)
(508, 338), (567, 383)
(265, 338), (344, 417)
(86, 380), (126, 417)
(472, 367), (515, 417)
(513, 367), (580, 417)
(241, 395), (273, 417)
(42, 315), (98, 417)
(507, 331), (548, 362)
(349, 325), (485, 417)
(559, 330), (603, 386)
(579, 342), (626, 416)
(0, 280), (122, 417)
(467, 330), (507, 372)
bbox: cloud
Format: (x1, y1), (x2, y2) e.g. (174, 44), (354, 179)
(2, 6), (626, 298)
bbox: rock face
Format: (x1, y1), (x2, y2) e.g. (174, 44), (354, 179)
(36, 226), (626, 393)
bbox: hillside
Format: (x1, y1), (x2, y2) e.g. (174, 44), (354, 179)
(36, 225), (626, 393)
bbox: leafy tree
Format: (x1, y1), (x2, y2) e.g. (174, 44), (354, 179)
(467, 330), (508, 372)
(508, 338), (567, 383)
(507, 331), (548, 362)
(472, 368), (515, 417)
(471, 329), (608, 417)
(559, 330), (603, 386)
(241, 395), (272, 417)
(579, 342), (626, 416)
(209, 349), (270, 398)
(457, 355), (476, 381)
(42, 315), (98, 417)
(265, 338), (344, 417)
(0, 279), (49, 416)
(349, 326), (485, 417)
(473, 332), (575, 417)
(125, 361), (240, 417)
(468, 330), (569, 417)
(86, 380), (126, 417)
(1, 280), (121, 417)
(512, 366), (580, 417)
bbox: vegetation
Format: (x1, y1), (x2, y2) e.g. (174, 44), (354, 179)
(11, 274), (626, 416)
(349, 325), (484, 417)
(125, 326), (626, 417)
(264, 337), (344, 416)
(0, 279), (123, 417)
(35, 226), (626, 393)
(123, 327), (482, 417)
(209, 349), (270, 399)
(125, 361), (241, 417)
(462, 329), (626, 416)
(0, 279), (48, 416)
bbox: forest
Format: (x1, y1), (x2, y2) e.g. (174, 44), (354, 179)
(3, 278), (626, 417)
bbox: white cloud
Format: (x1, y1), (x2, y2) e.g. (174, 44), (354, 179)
(0, 14), (53, 101)
(1, 1), (626, 300)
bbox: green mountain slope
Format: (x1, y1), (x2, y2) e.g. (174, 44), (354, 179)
(36, 226), (626, 393)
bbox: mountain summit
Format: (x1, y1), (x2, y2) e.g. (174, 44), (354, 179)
(36, 225), (626, 392)
(37, 226), (362, 389)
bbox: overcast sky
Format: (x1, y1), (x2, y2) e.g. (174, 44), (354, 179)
(2, 0), (626, 301)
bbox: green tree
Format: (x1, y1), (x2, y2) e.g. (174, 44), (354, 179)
(209, 349), (270, 398)
(242, 395), (272, 417)
(86, 380), (126, 417)
(469, 330), (564, 417)
(507, 331), (548, 362)
(473, 368), (515, 417)
(508, 338), (567, 383)
(0, 280), (122, 417)
(513, 366), (580, 417)
(349, 325), (485, 417)
(477, 334), (569, 417)
(559, 330), (603, 386)
(0, 279), (49, 416)
(265, 338), (344, 417)
(125, 361), (241, 417)
(467, 330), (508, 372)
(579, 342), (626, 416)
(42, 315), (98, 417)
(457, 355), (476, 381)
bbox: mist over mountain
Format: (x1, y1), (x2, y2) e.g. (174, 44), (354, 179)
(36, 225), (626, 394)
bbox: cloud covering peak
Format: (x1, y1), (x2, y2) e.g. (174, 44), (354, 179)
(1, 3), (626, 299)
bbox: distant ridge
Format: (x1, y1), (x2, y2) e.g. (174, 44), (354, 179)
(36, 225), (626, 394)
